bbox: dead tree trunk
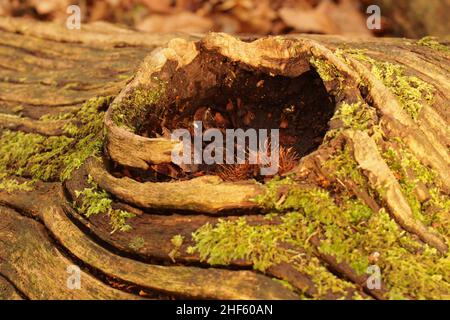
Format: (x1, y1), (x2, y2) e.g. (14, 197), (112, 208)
(0, 17), (448, 300)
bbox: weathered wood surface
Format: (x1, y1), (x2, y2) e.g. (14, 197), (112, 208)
(0, 275), (23, 300)
(0, 206), (140, 300)
(0, 17), (449, 300)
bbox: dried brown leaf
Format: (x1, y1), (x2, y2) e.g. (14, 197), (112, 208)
(136, 11), (213, 33)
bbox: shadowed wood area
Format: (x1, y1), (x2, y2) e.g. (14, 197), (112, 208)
(0, 17), (449, 300)
(0, 275), (23, 300)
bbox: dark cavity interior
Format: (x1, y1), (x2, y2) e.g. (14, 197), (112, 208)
(130, 46), (336, 182)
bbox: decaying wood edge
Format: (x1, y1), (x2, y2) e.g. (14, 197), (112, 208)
(88, 158), (263, 213)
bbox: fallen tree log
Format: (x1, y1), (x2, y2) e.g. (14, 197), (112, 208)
(0, 17), (448, 300)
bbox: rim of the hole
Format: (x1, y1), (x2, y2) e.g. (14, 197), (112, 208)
(104, 35), (356, 181)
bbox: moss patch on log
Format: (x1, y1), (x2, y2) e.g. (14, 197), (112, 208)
(188, 210), (358, 298)
(323, 143), (449, 299)
(382, 142), (450, 237)
(0, 96), (111, 184)
(74, 175), (135, 233)
(332, 102), (377, 132)
(309, 57), (343, 83)
(324, 143), (372, 192)
(417, 36), (450, 53)
(0, 174), (33, 192)
(336, 49), (435, 121)
(110, 79), (165, 132)
(188, 169), (450, 299)
(0, 130), (73, 181)
(169, 234), (184, 262)
(187, 177), (362, 298)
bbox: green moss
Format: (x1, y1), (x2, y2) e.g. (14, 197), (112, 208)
(323, 142), (448, 299)
(288, 185), (449, 299)
(75, 175), (135, 233)
(190, 210), (358, 297)
(75, 183), (111, 217)
(41, 96), (111, 134)
(374, 63), (434, 120)
(323, 144), (448, 298)
(191, 216), (295, 271)
(111, 79), (165, 131)
(111, 210), (135, 233)
(129, 236), (145, 250)
(0, 96), (111, 182)
(418, 36), (450, 53)
(39, 111), (74, 122)
(309, 57), (343, 82)
(190, 179), (370, 297)
(171, 234), (184, 247)
(428, 188), (450, 212)
(0, 130), (72, 181)
(358, 208), (449, 300)
(169, 234), (184, 262)
(382, 144), (449, 236)
(336, 49), (435, 121)
(191, 162), (449, 299)
(383, 147), (424, 223)
(0, 174), (33, 192)
(252, 175), (295, 210)
(343, 196), (374, 223)
(273, 186), (373, 275)
(324, 143), (370, 191)
(300, 256), (356, 297)
(332, 101), (377, 132)
(62, 96), (111, 136)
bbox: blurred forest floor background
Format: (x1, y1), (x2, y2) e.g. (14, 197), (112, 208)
(0, 0), (448, 39)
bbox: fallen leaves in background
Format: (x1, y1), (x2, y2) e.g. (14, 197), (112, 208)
(280, 0), (371, 35)
(136, 11), (213, 33)
(0, 0), (376, 36)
